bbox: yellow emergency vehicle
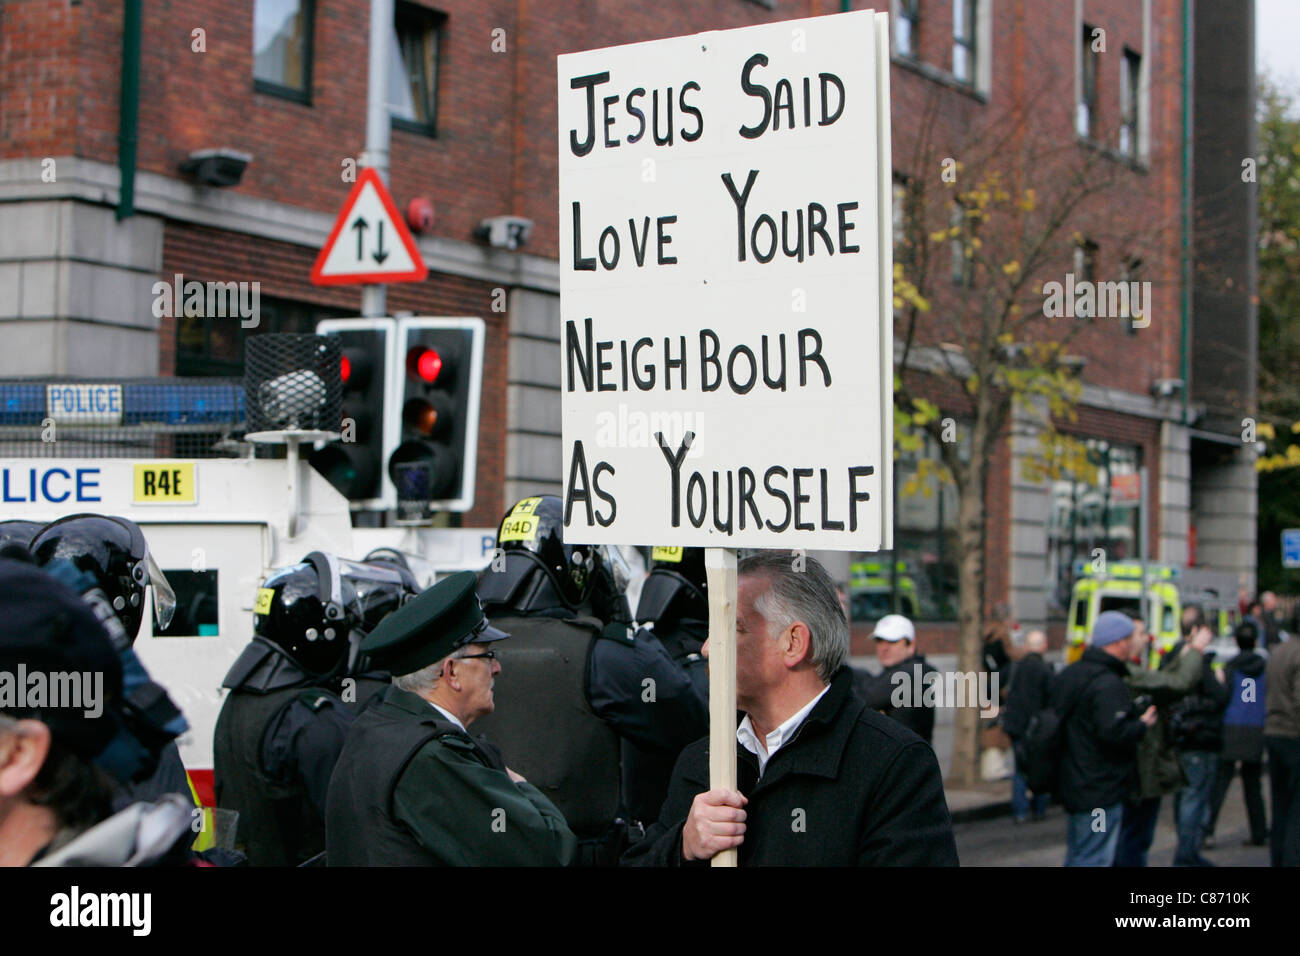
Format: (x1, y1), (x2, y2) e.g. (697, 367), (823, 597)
(850, 560), (919, 620)
(1065, 560), (1182, 668)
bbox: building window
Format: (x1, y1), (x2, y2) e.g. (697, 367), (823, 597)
(1121, 257), (1144, 335)
(952, 0), (977, 85)
(391, 3), (444, 136)
(1046, 440), (1143, 615)
(176, 295), (348, 378)
(894, 0), (921, 59)
(1073, 238), (1097, 286)
(253, 0), (314, 102)
(950, 202), (972, 286)
(1119, 48), (1142, 158)
(1077, 22), (1099, 139)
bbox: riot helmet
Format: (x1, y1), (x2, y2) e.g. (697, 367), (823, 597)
(253, 553), (358, 678)
(354, 549), (421, 633)
(478, 495), (600, 613)
(253, 551), (417, 677)
(30, 514), (176, 643)
(636, 546), (708, 624)
(0, 519), (42, 554)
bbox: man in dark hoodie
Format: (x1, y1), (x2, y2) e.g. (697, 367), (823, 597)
(1055, 610), (1157, 866)
(1114, 614), (1209, 866)
(855, 614), (941, 746)
(1206, 621), (1269, 848)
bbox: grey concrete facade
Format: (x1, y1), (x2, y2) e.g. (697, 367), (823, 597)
(1158, 421), (1191, 566)
(0, 198), (164, 376)
(1190, 442), (1258, 595)
(504, 288), (563, 507)
(1007, 401), (1053, 632)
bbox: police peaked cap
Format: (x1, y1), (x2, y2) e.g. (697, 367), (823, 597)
(359, 571), (508, 676)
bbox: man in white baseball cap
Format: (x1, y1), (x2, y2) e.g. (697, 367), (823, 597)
(853, 614), (940, 745)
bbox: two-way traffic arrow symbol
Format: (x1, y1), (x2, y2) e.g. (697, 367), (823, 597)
(350, 217), (390, 264)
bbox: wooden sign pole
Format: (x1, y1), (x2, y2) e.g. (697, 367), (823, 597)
(705, 547), (738, 867)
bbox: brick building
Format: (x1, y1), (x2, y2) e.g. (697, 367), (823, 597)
(0, 0), (1255, 646)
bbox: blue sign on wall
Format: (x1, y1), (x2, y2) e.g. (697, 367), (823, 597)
(1283, 529), (1300, 569)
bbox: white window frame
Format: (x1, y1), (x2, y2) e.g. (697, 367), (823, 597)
(892, 0), (922, 60)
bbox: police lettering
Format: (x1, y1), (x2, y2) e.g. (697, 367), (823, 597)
(0, 467), (100, 503)
(48, 386), (121, 416)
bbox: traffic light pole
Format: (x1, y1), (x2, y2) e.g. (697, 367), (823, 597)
(360, 0), (393, 319)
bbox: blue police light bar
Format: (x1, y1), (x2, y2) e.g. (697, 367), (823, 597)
(0, 381), (245, 427)
(0, 385), (44, 426)
(122, 383), (244, 426)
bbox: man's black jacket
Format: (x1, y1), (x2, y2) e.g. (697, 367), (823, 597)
(1055, 646), (1148, 813)
(853, 654), (941, 745)
(1002, 653), (1053, 740)
(1161, 641), (1229, 752)
(620, 667), (959, 866)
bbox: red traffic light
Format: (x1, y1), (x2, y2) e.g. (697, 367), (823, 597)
(407, 346), (443, 384)
(339, 347), (372, 389)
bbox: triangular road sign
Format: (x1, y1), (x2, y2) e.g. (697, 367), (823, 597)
(311, 167), (428, 285)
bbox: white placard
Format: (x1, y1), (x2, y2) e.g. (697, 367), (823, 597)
(558, 10), (892, 551)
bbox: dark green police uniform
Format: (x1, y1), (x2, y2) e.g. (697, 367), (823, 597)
(327, 684), (575, 865)
(323, 571), (576, 866)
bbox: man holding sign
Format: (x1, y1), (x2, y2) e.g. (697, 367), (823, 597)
(621, 552), (957, 866)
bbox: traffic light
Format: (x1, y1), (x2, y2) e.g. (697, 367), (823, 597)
(310, 318), (399, 508)
(389, 317), (485, 518)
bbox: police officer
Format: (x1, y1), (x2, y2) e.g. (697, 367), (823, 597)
(0, 519), (42, 553)
(29, 514), (192, 806)
(213, 551), (413, 866)
(473, 496), (707, 863)
(325, 571), (575, 865)
(623, 546), (711, 823)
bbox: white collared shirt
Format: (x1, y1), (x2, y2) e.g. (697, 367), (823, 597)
(428, 700), (466, 733)
(736, 684), (831, 777)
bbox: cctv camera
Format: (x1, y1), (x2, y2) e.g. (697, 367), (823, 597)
(475, 215), (534, 250)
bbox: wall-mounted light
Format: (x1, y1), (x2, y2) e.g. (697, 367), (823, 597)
(179, 148), (252, 187)
(1150, 378), (1185, 399)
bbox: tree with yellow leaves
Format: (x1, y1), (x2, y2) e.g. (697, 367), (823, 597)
(891, 88), (1169, 788)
